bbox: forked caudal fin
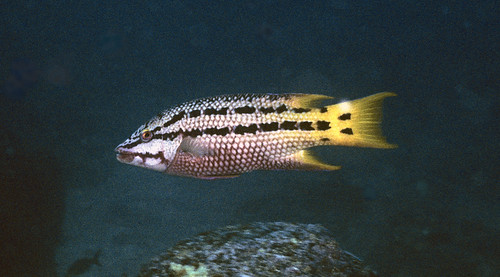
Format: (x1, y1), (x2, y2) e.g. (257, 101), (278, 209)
(324, 92), (397, 148)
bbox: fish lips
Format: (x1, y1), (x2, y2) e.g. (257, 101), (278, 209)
(114, 147), (135, 163)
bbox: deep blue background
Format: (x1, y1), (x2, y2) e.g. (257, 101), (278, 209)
(1, 1), (498, 276)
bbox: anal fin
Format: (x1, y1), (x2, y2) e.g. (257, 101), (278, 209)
(199, 174), (240, 180)
(276, 150), (341, 171)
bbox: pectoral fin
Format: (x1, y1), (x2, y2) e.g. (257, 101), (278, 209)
(179, 137), (215, 157)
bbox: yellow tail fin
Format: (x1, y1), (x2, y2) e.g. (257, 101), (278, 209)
(323, 92), (397, 148)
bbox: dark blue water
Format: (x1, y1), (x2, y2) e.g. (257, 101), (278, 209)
(1, 1), (498, 276)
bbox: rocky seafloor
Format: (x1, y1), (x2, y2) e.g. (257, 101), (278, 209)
(139, 222), (377, 277)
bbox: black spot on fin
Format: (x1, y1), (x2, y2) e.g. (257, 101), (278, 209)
(340, 128), (353, 135)
(338, 113), (351, 120)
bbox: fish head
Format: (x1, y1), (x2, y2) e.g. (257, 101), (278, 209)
(115, 117), (180, 172)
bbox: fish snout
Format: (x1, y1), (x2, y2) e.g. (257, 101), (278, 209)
(115, 147), (135, 163)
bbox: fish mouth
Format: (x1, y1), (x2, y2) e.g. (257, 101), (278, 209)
(115, 147), (135, 163)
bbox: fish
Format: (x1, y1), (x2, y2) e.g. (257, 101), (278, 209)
(65, 250), (102, 276)
(115, 92), (396, 179)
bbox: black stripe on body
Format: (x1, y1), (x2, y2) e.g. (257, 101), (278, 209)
(275, 105), (287, 114)
(280, 121), (297, 130)
(205, 127), (230, 136)
(234, 106), (256, 114)
(260, 107), (275, 114)
(122, 117), (327, 150)
(163, 131), (180, 140)
(189, 110), (201, 118)
(316, 120), (331, 131)
(163, 111), (186, 128)
(291, 108), (311, 113)
(234, 124), (258, 135)
(123, 94), (336, 150)
(298, 121), (314, 131)
(204, 107), (228, 115)
(150, 126), (162, 134)
(161, 93), (300, 131)
(320, 107), (328, 113)
(121, 139), (142, 149)
(260, 122), (279, 131)
(122, 131), (164, 148)
(185, 129), (202, 137)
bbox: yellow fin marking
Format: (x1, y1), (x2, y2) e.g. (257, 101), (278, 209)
(285, 94), (333, 108)
(294, 150), (341, 171)
(324, 92), (397, 149)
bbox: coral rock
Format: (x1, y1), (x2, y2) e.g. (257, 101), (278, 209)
(139, 222), (377, 277)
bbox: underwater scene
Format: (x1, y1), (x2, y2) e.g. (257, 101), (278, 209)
(1, 1), (498, 276)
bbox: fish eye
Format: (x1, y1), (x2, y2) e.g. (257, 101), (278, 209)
(140, 129), (153, 142)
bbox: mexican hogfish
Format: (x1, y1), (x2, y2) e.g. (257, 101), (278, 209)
(115, 93), (396, 179)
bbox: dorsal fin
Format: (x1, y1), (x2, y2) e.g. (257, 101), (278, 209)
(283, 94), (333, 108)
